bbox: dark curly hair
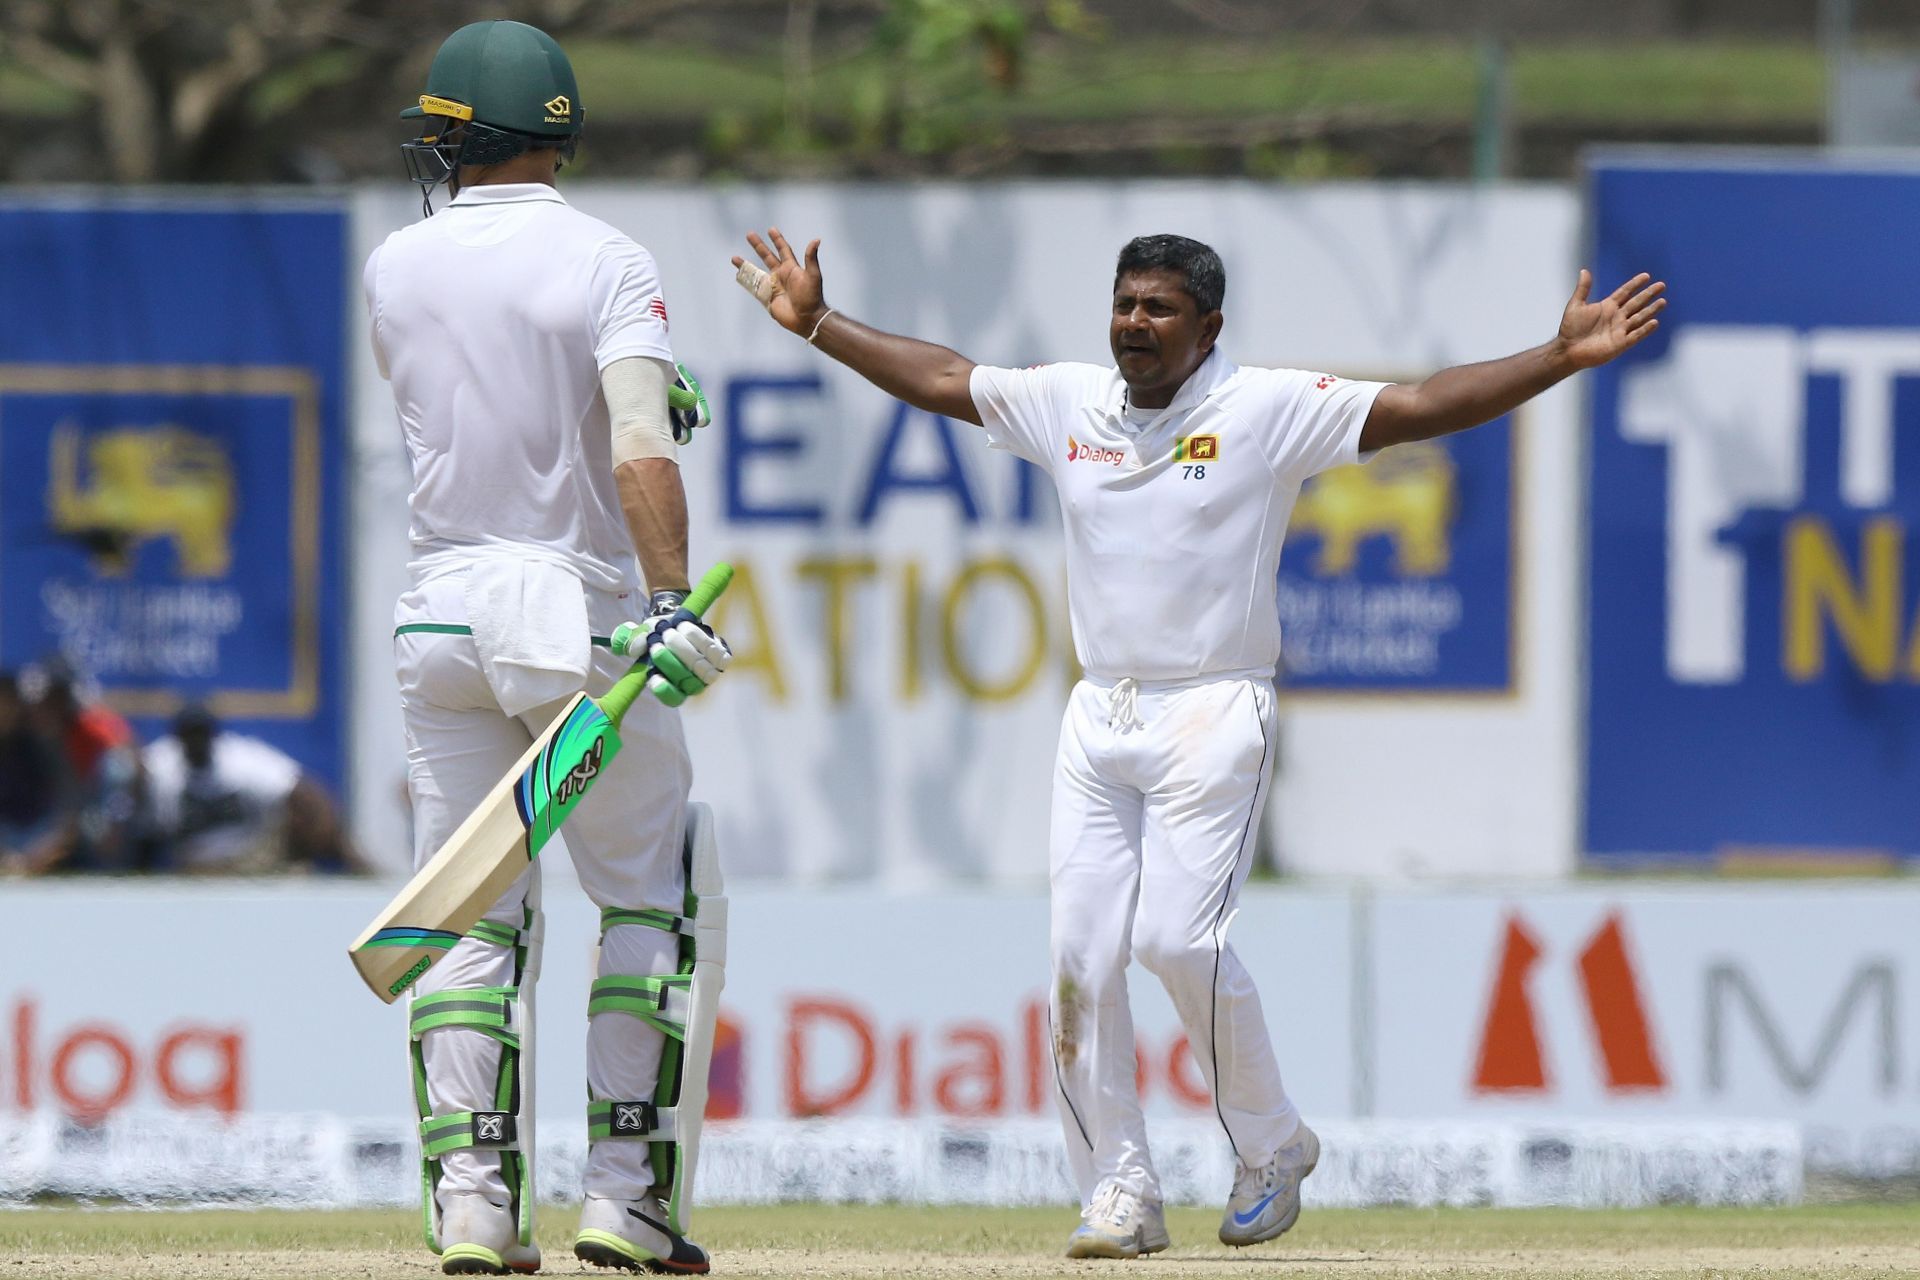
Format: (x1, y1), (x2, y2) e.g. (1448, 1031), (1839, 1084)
(1114, 234), (1226, 315)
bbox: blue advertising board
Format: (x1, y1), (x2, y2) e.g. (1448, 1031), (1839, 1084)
(1586, 159), (1920, 861)
(0, 201), (347, 793)
(1279, 414), (1516, 692)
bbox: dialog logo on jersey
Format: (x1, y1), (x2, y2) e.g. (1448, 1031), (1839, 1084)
(1471, 910), (1667, 1094)
(1065, 435), (1126, 466)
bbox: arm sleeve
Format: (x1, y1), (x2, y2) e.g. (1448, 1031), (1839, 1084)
(603, 356), (678, 465)
(362, 246), (390, 381)
(969, 363), (1066, 471)
(1263, 370), (1393, 481)
(589, 235), (674, 370)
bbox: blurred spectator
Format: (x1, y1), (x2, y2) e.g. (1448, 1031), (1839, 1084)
(0, 671), (61, 862)
(143, 703), (365, 874)
(5, 657), (141, 874)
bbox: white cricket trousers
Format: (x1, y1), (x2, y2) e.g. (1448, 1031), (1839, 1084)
(395, 564), (691, 1208)
(1049, 672), (1299, 1204)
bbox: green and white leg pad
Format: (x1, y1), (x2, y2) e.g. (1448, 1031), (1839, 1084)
(411, 913), (539, 1267)
(585, 802), (727, 1238)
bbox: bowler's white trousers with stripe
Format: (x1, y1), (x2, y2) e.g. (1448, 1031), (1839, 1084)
(1049, 672), (1301, 1204)
(395, 564), (691, 1207)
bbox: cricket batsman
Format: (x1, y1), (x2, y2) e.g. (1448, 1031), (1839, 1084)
(366, 21), (728, 1275)
(734, 228), (1664, 1256)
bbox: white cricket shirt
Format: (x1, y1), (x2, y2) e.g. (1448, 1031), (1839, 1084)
(365, 184), (673, 591)
(971, 350), (1388, 681)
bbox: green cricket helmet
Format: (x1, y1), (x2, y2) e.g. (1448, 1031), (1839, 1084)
(400, 20), (584, 214)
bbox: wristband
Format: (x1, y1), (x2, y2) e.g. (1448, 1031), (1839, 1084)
(807, 309), (836, 345)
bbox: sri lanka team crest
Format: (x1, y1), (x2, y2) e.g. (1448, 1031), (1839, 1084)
(1175, 434), (1219, 461)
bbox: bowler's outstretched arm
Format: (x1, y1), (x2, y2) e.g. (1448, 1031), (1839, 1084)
(733, 228), (982, 425)
(1359, 269), (1665, 453)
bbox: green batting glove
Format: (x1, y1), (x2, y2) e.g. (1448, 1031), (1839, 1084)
(666, 362), (711, 446)
(612, 592), (732, 706)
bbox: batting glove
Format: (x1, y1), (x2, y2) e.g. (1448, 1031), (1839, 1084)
(666, 363), (711, 446)
(612, 589), (731, 706)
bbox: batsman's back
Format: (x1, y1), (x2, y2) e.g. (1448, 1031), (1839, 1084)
(365, 187), (674, 591)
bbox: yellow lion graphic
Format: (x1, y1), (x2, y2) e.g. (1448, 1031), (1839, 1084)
(1290, 441), (1455, 577)
(48, 423), (235, 578)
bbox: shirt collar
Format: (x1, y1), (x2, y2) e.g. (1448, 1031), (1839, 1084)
(448, 183), (567, 207)
(1099, 347), (1238, 425)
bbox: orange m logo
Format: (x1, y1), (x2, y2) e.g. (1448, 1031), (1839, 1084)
(1472, 911), (1667, 1094)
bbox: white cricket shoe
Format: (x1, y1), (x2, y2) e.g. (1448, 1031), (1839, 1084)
(1063, 1182), (1171, 1259)
(574, 1193), (712, 1274)
(436, 1191), (540, 1275)
(1218, 1122), (1320, 1247)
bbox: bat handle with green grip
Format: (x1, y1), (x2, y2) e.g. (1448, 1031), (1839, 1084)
(601, 563), (733, 725)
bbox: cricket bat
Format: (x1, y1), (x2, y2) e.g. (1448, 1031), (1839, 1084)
(348, 563), (733, 1003)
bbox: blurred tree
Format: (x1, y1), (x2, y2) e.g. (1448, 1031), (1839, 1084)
(0, 0), (1856, 184)
(0, 0), (713, 183)
(863, 0), (1094, 154)
(879, 0), (1094, 90)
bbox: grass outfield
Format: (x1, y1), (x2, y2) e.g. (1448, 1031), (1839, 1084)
(0, 39), (1825, 128)
(4, 1204), (1920, 1278)
(565, 38), (1823, 127)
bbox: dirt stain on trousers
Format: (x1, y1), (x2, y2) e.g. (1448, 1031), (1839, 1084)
(1053, 973), (1083, 1070)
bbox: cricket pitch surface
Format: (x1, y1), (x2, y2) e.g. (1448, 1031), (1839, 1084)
(5, 1203), (1919, 1278)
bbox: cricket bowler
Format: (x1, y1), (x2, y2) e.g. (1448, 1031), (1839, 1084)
(734, 228), (1664, 1256)
(365, 20), (729, 1275)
